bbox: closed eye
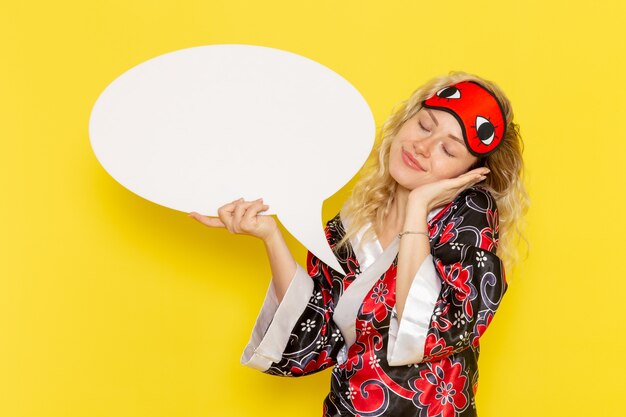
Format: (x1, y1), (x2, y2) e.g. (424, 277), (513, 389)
(421, 120), (454, 157)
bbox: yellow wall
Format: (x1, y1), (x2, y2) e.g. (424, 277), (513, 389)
(2, 0), (625, 416)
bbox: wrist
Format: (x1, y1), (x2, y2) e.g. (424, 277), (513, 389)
(407, 193), (430, 212)
(403, 204), (429, 227)
(263, 227), (283, 247)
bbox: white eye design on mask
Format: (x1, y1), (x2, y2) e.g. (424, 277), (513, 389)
(475, 116), (495, 145)
(436, 86), (461, 99)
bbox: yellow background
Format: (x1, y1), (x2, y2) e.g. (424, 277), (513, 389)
(2, 0), (625, 416)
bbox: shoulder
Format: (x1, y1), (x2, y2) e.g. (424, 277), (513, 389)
(444, 185), (499, 233)
(437, 185), (500, 251)
(453, 185), (498, 215)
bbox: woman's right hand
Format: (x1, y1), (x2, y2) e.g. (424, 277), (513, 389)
(187, 198), (278, 242)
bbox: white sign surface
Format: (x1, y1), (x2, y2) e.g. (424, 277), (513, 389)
(89, 44), (375, 273)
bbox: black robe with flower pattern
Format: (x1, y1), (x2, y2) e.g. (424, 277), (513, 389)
(241, 185), (507, 417)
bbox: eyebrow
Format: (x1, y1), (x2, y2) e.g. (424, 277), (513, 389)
(425, 108), (465, 146)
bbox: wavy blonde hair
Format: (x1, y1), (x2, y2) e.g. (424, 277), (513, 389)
(336, 71), (530, 273)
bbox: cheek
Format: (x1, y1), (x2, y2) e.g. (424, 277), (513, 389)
(430, 158), (467, 179)
(389, 149), (402, 177)
(389, 141), (403, 163)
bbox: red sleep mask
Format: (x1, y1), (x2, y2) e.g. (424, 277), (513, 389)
(422, 81), (506, 157)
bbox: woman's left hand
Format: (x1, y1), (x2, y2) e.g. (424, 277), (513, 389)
(408, 167), (491, 212)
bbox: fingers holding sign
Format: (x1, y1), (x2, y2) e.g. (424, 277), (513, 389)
(188, 198), (277, 242)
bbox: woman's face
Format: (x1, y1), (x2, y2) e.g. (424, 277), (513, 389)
(388, 107), (479, 191)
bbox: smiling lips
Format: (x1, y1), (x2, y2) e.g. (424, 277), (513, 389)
(402, 149), (425, 171)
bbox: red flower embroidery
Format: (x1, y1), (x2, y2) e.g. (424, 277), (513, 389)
(306, 251), (333, 289)
(435, 260), (476, 323)
(344, 335), (366, 373)
(479, 226), (495, 252)
(475, 207), (500, 252)
(290, 349), (333, 375)
(438, 221), (457, 245)
(361, 281), (392, 323)
(423, 333), (454, 360)
(435, 260), (472, 297)
(411, 358), (468, 417)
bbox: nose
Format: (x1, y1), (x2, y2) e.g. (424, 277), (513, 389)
(412, 135), (434, 158)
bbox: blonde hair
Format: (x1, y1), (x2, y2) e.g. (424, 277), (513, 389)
(336, 71), (530, 273)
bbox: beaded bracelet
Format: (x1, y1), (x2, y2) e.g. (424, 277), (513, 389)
(398, 230), (429, 239)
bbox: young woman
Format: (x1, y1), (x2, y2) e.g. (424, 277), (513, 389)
(189, 71), (529, 417)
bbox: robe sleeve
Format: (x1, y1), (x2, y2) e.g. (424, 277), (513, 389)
(241, 220), (347, 376)
(387, 186), (507, 366)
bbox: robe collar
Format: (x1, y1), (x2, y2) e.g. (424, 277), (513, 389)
(341, 207), (444, 272)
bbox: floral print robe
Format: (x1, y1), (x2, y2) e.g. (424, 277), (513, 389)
(241, 185), (507, 417)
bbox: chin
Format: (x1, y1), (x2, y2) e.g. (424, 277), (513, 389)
(390, 169), (418, 189)
(392, 175), (420, 192)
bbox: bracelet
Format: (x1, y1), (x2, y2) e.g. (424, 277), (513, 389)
(398, 230), (429, 239)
